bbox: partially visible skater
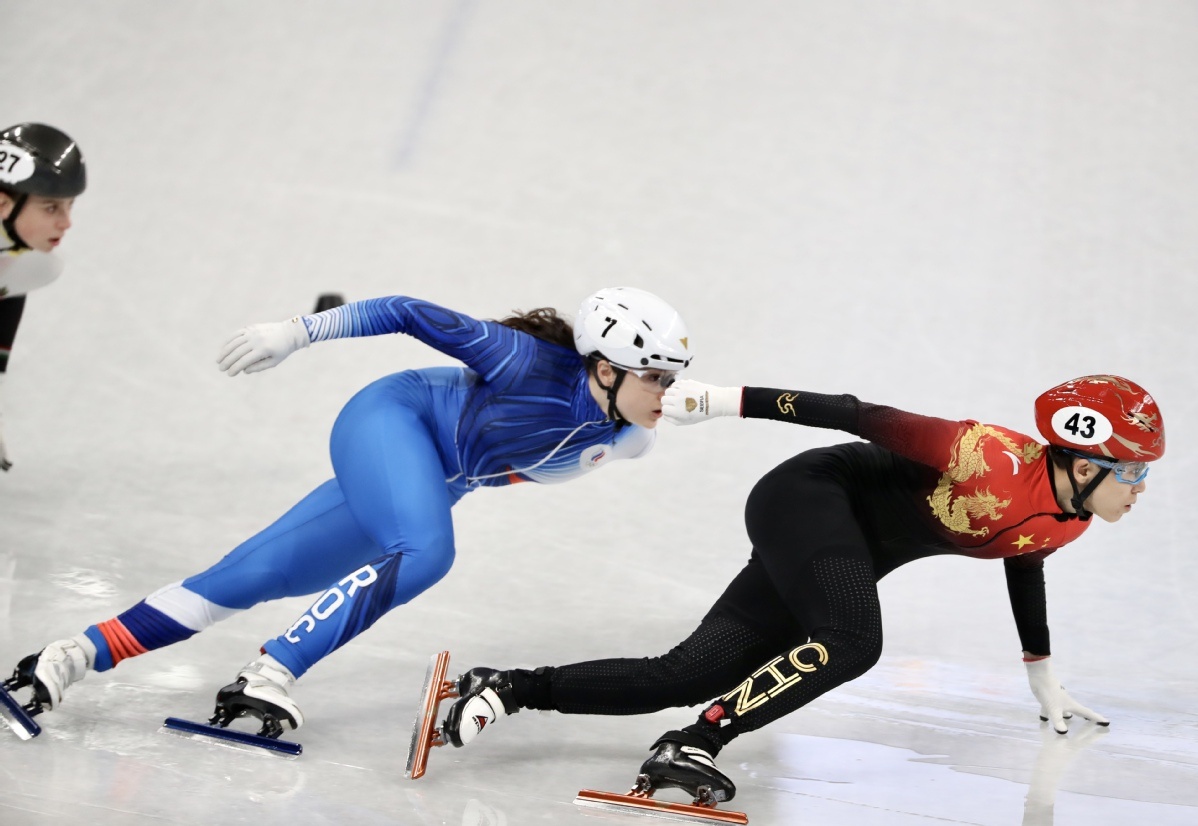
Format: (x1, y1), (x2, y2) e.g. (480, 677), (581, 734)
(3, 287), (692, 738)
(441, 375), (1163, 804)
(0, 123), (87, 471)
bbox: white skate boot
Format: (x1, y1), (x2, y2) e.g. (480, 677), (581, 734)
(6, 638), (93, 715)
(441, 667), (519, 748)
(210, 654), (303, 739)
(31, 638), (93, 710)
(2, 637), (95, 739)
(5, 637), (95, 715)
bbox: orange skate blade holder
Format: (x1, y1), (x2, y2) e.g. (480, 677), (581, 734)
(574, 788), (749, 824)
(404, 650), (458, 779)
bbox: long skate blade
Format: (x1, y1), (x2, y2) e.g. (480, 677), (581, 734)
(161, 717), (302, 756)
(405, 650), (457, 779)
(575, 789), (749, 825)
(0, 683), (40, 740)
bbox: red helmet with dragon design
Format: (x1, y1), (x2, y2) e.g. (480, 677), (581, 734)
(1034, 375), (1164, 462)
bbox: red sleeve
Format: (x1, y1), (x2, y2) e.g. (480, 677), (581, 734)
(740, 386), (968, 470)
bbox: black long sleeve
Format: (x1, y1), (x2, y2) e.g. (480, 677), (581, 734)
(1004, 552), (1053, 655)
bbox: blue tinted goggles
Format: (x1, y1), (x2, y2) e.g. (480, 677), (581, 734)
(1064, 450), (1149, 485)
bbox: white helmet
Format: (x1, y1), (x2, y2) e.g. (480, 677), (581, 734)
(574, 287), (692, 371)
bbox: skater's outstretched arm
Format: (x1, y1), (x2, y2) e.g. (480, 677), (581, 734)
(217, 296), (529, 377)
(1004, 552), (1109, 733)
(662, 378), (968, 470)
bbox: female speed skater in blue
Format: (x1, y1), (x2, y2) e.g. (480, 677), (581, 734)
(4, 287), (692, 738)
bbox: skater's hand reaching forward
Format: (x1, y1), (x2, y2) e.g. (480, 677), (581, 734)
(661, 379), (743, 426)
(1024, 656), (1109, 734)
(218, 317), (311, 376)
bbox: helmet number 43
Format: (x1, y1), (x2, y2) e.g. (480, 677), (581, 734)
(1050, 406), (1112, 447)
(1064, 413), (1096, 439)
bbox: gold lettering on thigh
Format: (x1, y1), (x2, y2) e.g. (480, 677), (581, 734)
(722, 643), (830, 715)
(789, 642), (829, 673)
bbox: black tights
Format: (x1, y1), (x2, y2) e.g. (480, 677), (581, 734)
(519, 446), (904, 754)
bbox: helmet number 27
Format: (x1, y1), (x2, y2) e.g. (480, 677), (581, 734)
(0, 147), (34, 184)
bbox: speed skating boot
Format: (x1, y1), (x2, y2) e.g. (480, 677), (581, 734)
(211, 654), (303, 739)
(636, 733), (737, 805)
(15, 638), (93, 712)
(441, 667), (519, 747)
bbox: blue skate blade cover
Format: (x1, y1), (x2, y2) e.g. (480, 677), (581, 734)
(0, 683), (41, 740)
(161, 717), (302, 756)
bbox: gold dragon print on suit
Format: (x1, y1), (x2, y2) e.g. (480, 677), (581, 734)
(927, 423), (1042, 536)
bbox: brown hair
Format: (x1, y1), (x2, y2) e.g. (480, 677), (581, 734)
(1048, 445), (1099, 470)
(497, 307), (575, 350)
(1048, 446), (1073, 470)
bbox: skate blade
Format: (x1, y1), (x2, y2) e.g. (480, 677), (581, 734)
(161, 717), (302, 757)
(0, 683), (41, 740)
(575, 789), (748, 825)
(405, 650), (457, 779)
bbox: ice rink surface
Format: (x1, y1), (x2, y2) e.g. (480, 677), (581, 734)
(2, 1), (1196, 824)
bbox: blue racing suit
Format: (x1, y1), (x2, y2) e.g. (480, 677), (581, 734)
(85, 297), (654, 678)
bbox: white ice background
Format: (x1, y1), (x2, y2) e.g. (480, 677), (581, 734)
(2, 2), (1195, 824)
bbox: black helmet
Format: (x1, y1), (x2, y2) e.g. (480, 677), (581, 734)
(0, 123), (87, 199)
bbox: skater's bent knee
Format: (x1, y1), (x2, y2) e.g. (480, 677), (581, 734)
(809, 626), (882, 681)
(378, 542), (456, 585)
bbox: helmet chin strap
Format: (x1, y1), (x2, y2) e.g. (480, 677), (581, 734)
(594, 363), (630, 429)
(1065, 464), (1111, 521)
(1, 193), (29, 250)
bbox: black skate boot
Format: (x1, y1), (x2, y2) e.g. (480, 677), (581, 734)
(441, 667), (519, 747)
(209, 655), (302, 740)
(635, 731), (737, 806)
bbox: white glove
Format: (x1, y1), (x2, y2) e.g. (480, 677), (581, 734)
(217, 317), (311, 377)
(0, 373), (10, 471)
(1024, 656), (1109, 734)
(661, 379), (742, 426)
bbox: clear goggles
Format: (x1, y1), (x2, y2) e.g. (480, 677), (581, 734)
(622, 366), (679, 390)
(1064, 450), (1150, 485)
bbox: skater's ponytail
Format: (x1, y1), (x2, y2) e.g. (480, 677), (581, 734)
(497, 307), (575, 350)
